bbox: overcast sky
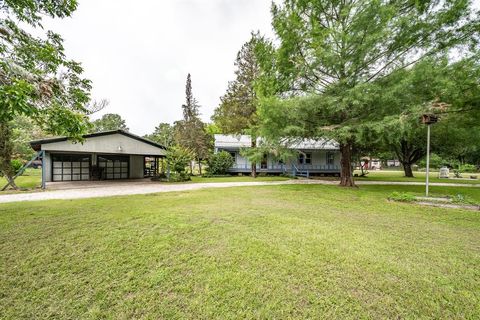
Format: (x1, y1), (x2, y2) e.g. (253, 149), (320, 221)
(41, 0), (274, 135)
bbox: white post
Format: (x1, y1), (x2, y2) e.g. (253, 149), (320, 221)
(426, 124), (431, 197)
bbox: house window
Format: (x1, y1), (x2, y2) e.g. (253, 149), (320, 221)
(327, 152), (335, 165)
(298, 153), (312, 165)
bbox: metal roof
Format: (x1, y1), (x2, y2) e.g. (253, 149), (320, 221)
(214, 134), (339, 150)
(30, 130), (166, 151)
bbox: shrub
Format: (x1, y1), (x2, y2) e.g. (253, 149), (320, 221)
(417, 153), (446, 169)
(206, 151), (234, 175)
(166, 146), (193, 180)
(388, 192), (416, 202)
(459, 164), (477, 173)
(0, 159), (23, 177)
(168, 172), (191, 182)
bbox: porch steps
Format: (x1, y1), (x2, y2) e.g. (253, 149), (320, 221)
(292, 164), (310, 179)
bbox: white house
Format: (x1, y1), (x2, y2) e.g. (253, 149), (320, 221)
(214, 134), (341, 176)
(30, 130), (166, 183)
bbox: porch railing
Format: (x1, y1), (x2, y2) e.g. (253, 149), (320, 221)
(228, 163), (339, 171)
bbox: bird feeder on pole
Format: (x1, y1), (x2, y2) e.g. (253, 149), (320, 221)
(421, 114), (438, 197)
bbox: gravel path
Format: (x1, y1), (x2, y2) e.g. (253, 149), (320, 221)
(0, 179), (478, 204)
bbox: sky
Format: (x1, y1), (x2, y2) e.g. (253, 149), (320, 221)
(41, 0), (275, 136)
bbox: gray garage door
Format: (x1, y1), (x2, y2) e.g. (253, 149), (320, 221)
(98, 155), (129, 180)
(52, 154), (91, 181)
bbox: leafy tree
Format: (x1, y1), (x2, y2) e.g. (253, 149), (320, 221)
(91, 113), (128, 132)
(377, 57), (480, 177)
(433, 116), (480, 167)
(206, 151), (234, 175)
(174, 74), (211, 175)
(213, 34), (262, 177)
(0, 0), (103, 189)
(166, 146), (194, 181)
(12, 115), (46, 160)
(144, 122), (175, 149)
(257, 0), (479, 186)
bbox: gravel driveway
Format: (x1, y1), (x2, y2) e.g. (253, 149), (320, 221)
(0, 180), (478, 204)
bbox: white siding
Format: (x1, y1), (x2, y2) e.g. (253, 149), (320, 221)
(236, 153), (249, 168)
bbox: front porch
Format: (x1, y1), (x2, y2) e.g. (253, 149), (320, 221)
(227, 163), (340, 175)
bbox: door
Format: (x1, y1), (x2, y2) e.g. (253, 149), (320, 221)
(52, 154), (91, 182)
(261, 154), (268, 169)
(97, 155), (129, 180)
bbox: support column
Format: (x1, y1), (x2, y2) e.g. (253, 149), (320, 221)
(41, 150), (46, 189)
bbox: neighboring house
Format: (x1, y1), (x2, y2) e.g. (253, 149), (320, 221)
(214, 134), (341, 176)
(360, 158), (401, 170)
(30, 130), (166, 183)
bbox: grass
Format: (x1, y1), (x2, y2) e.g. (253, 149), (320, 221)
(354, 169), (480, 184)
(2, 168), (478, 194)
(1, 184), (479, 319)
(0, 168), (42, 191)
(190, 175), (289, 183)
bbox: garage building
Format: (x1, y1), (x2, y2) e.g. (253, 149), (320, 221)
(30, 130), (166, 183)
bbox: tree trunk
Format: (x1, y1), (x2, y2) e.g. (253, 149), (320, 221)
(251, 162), (257, 178)
(402, 162), (414, 177)
(198, 159), (202, 176)
(0, 122), (18, 190)
(339, 142), (356, 187)
(392, 138), (425, 178)
(251, 137), (257, 178)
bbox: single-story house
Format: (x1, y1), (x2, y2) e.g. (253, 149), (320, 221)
(30, 130), (166, 183)
(214, 134), (341, 175)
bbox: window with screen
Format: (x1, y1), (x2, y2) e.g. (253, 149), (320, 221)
(298, 153), (312, 165)
(327, 152), (335, 165)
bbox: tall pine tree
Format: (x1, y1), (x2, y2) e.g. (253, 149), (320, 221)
(174, 74), (210, 174)
(213, 34), (262, 177)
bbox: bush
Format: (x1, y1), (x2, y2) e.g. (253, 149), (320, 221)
(206, 151), (234, 175)
(388, 192), (416, 202)
(164, 147), (193, 182)
(168, 172), (191, 182)
(459, 164), (477, 173)
(166, 146), (193, 175)
(0, 159), (23, 177)
(417, 153), (446, 170)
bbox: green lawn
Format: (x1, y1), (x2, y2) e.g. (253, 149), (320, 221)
(354, 169), (480, 184)
(1, 184), (479, 319)
(0, 168), (42, 191)
(190, 175), (289, 183)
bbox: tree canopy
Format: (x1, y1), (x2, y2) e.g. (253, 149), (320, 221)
(0, 0), (102, 189)
(144, 122), (175, 149)
(257, 0), (480, 186)
(213, 34), (264, 176)
(91, 113), (128, 133)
